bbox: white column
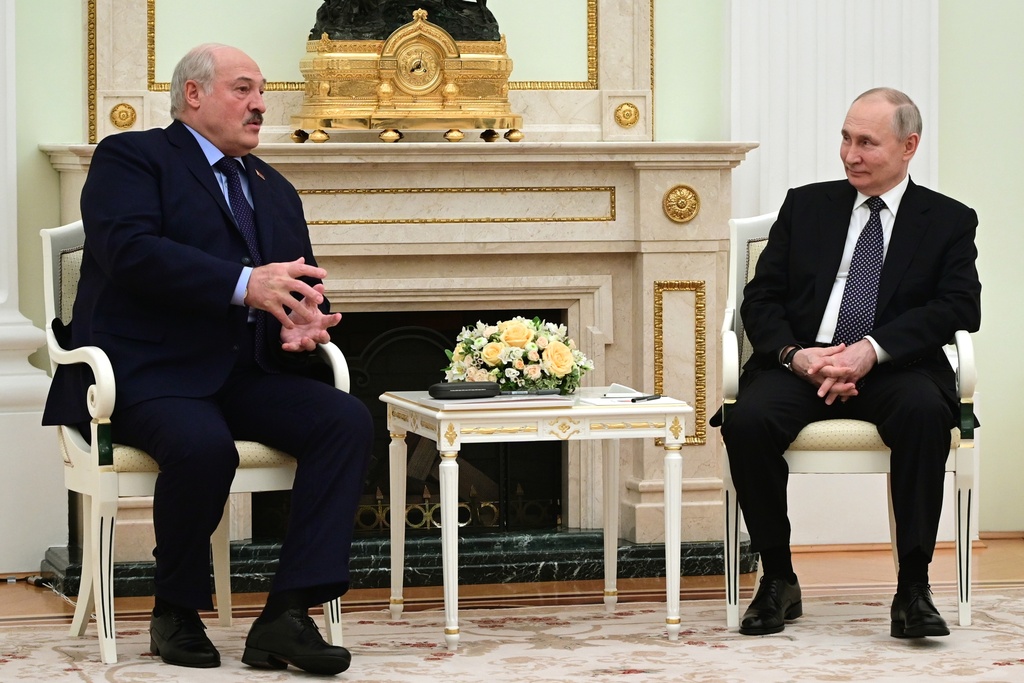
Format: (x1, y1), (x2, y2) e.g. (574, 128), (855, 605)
(0, 0), (66, 572)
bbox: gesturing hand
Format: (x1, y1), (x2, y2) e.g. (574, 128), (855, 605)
(279, 283), (342, 353)
(244, 258), (328, 328)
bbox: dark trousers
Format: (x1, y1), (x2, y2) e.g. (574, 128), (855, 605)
(719, 365), (953, 564)
(112, 339), (373, 611)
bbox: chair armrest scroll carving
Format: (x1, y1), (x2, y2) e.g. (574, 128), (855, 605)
(46, 327), (116, 421)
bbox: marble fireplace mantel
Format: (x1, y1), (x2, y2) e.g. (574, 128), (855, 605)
(44, 139), (756, 551)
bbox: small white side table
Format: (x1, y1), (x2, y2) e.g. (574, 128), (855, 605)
(380, 387), (694, 651)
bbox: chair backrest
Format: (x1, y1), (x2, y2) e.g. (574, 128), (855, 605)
(726, 212), (777, 367)
(41, 221), (86, 373)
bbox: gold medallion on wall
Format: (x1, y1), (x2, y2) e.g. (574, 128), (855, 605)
(662, 184), (701, 224)
(109, 103), (137, 130)
(614, 102), (640, 128)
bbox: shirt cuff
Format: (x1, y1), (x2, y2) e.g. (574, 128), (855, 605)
(232, 267), (253, 307)
(864, 335), (891, 364)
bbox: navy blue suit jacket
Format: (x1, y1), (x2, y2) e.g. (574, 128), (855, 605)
(43, 121), (324, 426)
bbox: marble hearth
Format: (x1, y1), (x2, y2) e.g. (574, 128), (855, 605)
(44, 140), (755, 570)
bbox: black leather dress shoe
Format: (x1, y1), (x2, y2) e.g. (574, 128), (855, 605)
(149, 607), (220, 668)
(739, 575), (803, 635)
(891, 583), (950, 638)
(242, 608), (351, 675)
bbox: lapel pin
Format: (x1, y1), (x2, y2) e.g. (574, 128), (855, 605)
(255, 169), (266, 180)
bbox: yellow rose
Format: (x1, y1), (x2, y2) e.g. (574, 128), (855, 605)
(498, 320), (534, 348)
(542, 340), (575, 378)
(480, 342), (505, 367)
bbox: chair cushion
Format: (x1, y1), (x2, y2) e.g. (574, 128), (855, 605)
(789, 419), (960, 451)
(112, 441), (295, 472)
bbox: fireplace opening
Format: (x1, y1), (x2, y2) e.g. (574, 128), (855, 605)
(252, 309), (566, 540)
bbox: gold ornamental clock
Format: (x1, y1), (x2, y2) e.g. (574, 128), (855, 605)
(291, 9), (524, 142)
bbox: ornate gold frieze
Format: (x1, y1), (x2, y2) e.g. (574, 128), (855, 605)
(590, 422), (667, 431)
(460, 425), (539, 436)
(298, 186), (616, 226)
(654, 280), (706, 445)
(662, 184), (701, 223)
(87, 0), (98, 143)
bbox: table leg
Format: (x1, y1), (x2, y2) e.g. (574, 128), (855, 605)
(388, 431), (407, 621)
(439, 449), (460, 651)
(603, 440), (619, 612)
(663, 444), (683, 640)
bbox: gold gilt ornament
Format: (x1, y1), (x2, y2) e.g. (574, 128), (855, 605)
(292, 9), (523, 142)
(662, 184), (701, 223)
(614, 102), (640, 128)
(110, 103), (137, 130)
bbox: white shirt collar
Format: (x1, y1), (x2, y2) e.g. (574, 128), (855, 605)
(182, 122), (244, 168)
(855, 173), (910, 217)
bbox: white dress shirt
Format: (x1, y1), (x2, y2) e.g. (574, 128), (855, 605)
(814, 174), (911, 363)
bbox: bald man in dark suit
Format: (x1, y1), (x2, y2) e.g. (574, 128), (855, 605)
(43, 44), (372, 675)
(713, 88), (981, 639)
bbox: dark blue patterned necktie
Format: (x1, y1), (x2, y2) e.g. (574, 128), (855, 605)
(832, 196), (886, 346)
(215, 157), (273, 371)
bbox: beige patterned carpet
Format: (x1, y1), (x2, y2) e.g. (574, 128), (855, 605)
(2, 589), (1024, 682)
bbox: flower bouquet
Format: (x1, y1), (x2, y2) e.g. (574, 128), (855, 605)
(443, 317), (594, 394)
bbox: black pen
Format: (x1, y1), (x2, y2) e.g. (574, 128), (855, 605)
(631, 394), (661, 402)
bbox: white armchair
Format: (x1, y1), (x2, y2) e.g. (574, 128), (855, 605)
(720, 212), (976, 628)
(41, 220), (350, 663)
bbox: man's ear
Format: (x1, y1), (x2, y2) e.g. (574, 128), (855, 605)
(902, 132), (920, 160)
(183, 80), (202, 109)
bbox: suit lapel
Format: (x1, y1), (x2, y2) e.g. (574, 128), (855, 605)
(812, 181), (858, 320)
(877, 179), (928, 312)
(166, 121), (236, 226)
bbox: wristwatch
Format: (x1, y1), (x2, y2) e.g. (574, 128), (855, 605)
(781, 345), (801, 372)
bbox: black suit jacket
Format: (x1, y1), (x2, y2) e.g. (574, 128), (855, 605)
(738, 178), (981, 407)
(43, 121), (325, 426)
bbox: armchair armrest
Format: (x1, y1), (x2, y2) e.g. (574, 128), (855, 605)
(953, 330), (976, 400)
(952, 330), (976, 440)
(722, 307), (739, 402)
(316, 341), (351, 393)
(46, 327), (116, 421)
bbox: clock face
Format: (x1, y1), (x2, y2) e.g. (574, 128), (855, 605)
(395, 43), (442, 94)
